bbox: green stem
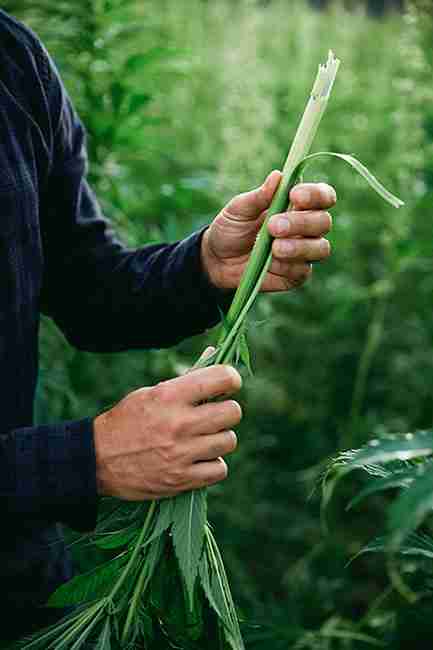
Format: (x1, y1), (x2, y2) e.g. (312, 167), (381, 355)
(45, 600), (105, 649)
(109, 500), (157, 601)
(215, 251), (273, 364)
(220, 52), (340, 341)
(121, 554), (154, 643)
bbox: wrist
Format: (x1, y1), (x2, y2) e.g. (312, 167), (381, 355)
(200, 228), (223, 290)
(93, 411), (114, 497)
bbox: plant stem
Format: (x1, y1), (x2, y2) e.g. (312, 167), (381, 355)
(121, 553), (154, 643)
(214, 250), (273, 364)
(219, 51), (340, 342)
(109, 500), (157, 601)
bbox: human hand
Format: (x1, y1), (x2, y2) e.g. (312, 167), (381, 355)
(201, 171), (336, 292)
(93, 365), (242, 500)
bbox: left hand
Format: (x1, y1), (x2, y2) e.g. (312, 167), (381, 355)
(201, 170), (336, 292)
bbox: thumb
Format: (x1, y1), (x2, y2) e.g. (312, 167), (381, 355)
(224, 170), (282, 220)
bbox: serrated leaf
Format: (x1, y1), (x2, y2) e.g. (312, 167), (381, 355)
(389, 462), (433, 549)
(198, 549), (222, 620)
(199, 527), (244, 650)
(298, 152), (404, 209)
(347, 465), (422, 511)
(171, 489), (207, 611)
(323, 431), (433, 510)
(142, 498), (175, 548)
(47, 553), (128, 607)
(348, 432), (433, 467)
(150, 543), (203, 643)
(349, 532), (433, 565)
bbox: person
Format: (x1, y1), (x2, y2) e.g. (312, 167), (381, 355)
(0, 8), (335, 642)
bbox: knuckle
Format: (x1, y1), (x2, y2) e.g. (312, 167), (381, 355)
(150, 381), (171, 403)
(163, 467), (184, 489)
(167, 414), (183, 439)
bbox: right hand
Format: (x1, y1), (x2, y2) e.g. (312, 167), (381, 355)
(93, 365), (242, 500)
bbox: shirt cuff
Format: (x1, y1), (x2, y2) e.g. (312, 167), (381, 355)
(3, 417), (98, 532)
(169, 226), (235, 326)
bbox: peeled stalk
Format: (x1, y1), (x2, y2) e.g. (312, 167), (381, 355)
(218, 51), (340, 347)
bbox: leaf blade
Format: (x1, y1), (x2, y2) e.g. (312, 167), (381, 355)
(298, 151), (404, 208)
(171, 489), (207, 611)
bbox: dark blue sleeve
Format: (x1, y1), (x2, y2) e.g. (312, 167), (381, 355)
(30, 44), (231, 531)
(1, 417), (97, 532)
(39, 53), (232, 352)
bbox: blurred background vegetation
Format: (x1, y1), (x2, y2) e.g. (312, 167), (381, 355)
(4, 0), (433, 647)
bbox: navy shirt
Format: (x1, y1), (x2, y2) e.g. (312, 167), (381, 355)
(0, 9), (227, 634)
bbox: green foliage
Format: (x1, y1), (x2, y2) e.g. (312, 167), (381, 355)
(171, 489), (208, 611)
(4, 0), (433, 647)
(323, 431), (433, 546)
(322, 430), (433, 615)
(47, 552), (129, 607)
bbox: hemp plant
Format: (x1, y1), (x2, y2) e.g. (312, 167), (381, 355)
(13, 52), (403, 650)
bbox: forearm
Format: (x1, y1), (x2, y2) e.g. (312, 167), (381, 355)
(41, 218), (233, 352)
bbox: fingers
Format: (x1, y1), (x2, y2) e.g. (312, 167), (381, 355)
(289, 182), (337, 210)
(272, 236), (331, 262)
(224, 170), (282, 220)
(189, 430), (238, 462)
(185, 457), (229, 490)
(155, 365), (242, 405)
(188, 400), (242, 435)
(261, 263), (312, 292)
(268, 209), (332, 239)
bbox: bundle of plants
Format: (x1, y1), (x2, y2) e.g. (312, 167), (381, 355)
(14, 52), (404, 650)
